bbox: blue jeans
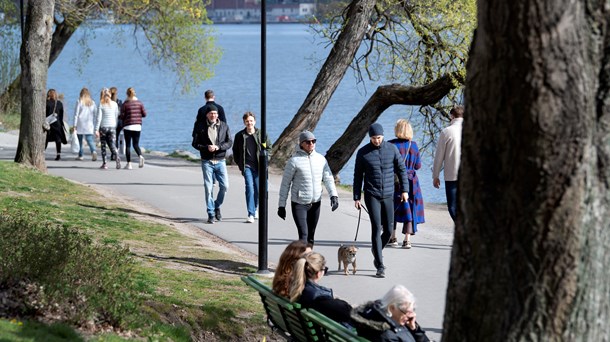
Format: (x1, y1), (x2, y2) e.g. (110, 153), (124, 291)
(201, 160), (229, 217)
(77, 134), (96, 157)
(243, 167), (259, 217)
(445, 180), (458, 223)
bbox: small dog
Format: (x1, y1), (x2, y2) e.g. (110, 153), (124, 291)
(337, 244), (358, 275)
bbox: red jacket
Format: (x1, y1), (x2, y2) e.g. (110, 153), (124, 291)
(119, 99), (147, 126)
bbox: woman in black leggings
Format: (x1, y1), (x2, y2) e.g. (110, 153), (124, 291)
(118, 87), (147, 169)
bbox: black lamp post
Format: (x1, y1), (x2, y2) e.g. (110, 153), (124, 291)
(257, 0), (270, 274)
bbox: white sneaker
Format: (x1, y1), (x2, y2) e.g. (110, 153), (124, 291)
(124, 162), (132, 170)
(75, 156), (84, 161)
(92, 151), (97, 161)
(246, 216), (255, 223)
(254, 210), (258, 220)
(139, 155), (145, 168)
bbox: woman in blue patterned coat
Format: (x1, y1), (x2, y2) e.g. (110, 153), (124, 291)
(388, 119), (425, 249)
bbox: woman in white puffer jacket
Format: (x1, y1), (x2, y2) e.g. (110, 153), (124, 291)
(278, 131), (339, 246)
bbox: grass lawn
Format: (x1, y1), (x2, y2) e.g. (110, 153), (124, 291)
(0, 161), (276, 341)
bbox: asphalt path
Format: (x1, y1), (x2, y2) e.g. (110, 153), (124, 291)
(0, 131), (453, 341)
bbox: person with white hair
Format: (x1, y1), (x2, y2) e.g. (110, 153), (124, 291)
(351, 285), (430, 342)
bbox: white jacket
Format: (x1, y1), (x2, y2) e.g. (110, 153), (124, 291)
(433, 118), (463, 182)
(278, 148), (338, 207)
(74, 100), (97, 135)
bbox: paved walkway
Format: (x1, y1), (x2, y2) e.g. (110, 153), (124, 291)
(0, 131), (453, 341)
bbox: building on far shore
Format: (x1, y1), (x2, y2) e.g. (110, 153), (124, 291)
(207, 0), (316, 23)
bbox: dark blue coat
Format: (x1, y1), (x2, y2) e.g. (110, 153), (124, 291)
(353, 141), (408, 201)
(298, 281), (353, 327)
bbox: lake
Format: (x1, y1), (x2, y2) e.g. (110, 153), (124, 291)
(47, 23), (447, 203)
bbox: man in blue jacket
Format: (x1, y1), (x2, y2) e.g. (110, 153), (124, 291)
(353, 123), (408, 278)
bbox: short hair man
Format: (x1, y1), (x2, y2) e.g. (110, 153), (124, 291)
(192, 104), (233, 224)
(192, 90), (227, 138)
(432, 105), (464, 223)
(278, 131), (339, 246)
(353, 123), (409, 278)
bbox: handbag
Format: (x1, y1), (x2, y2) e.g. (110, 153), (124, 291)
(43, 102), (58, 131)
(70, 130), (80, 153)
(394, 140), (411, 187)
(62, 121), (70, 144)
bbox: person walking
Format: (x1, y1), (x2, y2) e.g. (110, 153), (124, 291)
(432, 105), (464, 223)
(45, 89), (67, 160)
(73, 87), (98, 161)
(278, 131), (339, 246)
(232, 111), (272, 223)
(191, 104), (232, 224)
(95, 88), (120, 170)
(194, 89), (227, 125)
(109, 86), (124, 161)
(388, 119), (425, 249)
(353, 123), (408, 278)
(119, 87), (147, 169)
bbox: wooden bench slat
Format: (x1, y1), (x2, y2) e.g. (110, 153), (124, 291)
(301, 308), (369, 342)
(242, 275), (366, 342)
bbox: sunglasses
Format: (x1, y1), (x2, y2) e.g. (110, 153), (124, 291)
(303, 139), (317, 144)
(323, 266), (329, 275)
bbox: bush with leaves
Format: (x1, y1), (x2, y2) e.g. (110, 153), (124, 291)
(0, 209), (139, 327)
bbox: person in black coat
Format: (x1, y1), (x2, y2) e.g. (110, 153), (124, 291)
(191, 104), (233, 224)
(351, 285), (430, 342)
(289, 252), (354, 328)
(193, 89), (227, 136)
(45, 89), (67, 160)
(353, 123), (409, 278)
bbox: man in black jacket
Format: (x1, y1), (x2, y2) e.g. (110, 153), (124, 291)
(353, 123), (408, 278)
(192, 105), (233, 224)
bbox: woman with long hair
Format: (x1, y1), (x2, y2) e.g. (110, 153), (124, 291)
(289, 252), (353, 327)
(272, 240), (311, 297)
(45, 89), (66, 160)
(109, 86), (124, 160)
(73, 87), (98, 161)
(118, 87), (147, 169)
(95, 88), (120, 169)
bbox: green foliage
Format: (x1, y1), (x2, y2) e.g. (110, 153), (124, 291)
(0, 319), (84, 341)
(0, 209), (140, 327)
(56, 0), (221, 93)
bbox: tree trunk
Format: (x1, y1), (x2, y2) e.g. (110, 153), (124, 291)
(269, 0), (375, 169)
(0, 19), (81, 113)
(14, 0), (55, 170)
(443, 0), (609, 341)
(325, 74), (462, 176)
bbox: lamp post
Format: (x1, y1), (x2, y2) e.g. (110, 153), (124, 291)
(257, 0), (270, 274)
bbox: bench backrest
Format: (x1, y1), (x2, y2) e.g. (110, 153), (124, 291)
(242, 275), (319, 341)
(301, 308), (369, 342)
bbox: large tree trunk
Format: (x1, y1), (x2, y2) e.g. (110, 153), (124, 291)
(325, 73), (462, 176)
(0, 19), (81, 113)
(269, 0), (375, 168)
(14, 0), (55, 170)
(443, 0), (609, 341)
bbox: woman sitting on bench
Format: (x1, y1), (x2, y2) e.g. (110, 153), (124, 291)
(272, 240), (311, 298)
(351, 284), (430, 342)
(289, 251), (354, 328)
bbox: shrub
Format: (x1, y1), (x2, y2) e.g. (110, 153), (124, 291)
(0, 209), (140, 327)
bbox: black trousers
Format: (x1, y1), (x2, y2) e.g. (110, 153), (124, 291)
(291, 201), (321, 246)
(364, 194), (394, 269)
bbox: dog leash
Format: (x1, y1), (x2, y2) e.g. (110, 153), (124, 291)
(355, 201), (404, 242)
(355, 205), (368, 242)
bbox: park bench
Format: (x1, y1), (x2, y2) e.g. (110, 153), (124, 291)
(241, 275), (368, 341)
